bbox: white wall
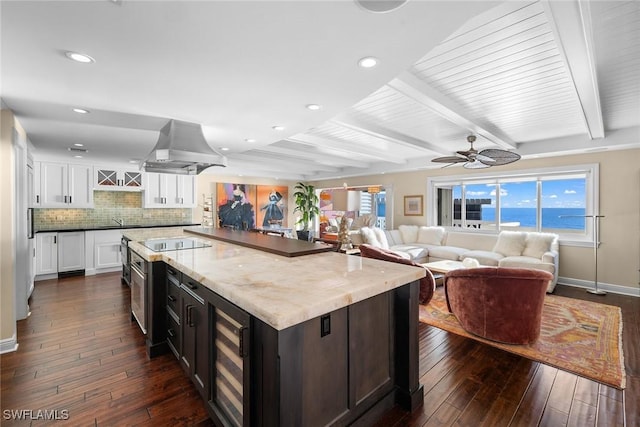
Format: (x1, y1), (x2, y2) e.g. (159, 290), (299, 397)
(1, 108), (18, 351)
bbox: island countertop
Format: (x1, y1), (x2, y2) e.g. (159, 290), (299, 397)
(124, 227), (425, 331)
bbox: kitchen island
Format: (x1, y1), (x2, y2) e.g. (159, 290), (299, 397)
(125, 226), (425, 426)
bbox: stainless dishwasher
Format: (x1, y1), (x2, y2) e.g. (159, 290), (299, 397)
(130, 250), (147, 334)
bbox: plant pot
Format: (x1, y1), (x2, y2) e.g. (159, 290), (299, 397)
(296, 230), (312, 241)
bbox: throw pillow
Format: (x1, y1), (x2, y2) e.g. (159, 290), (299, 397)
(360, 227), (381, 248)
(492, 231), (527, 257)
(398, 225), (419, 244)
(373, 227), (390, 250)
(523, 233), (556, 259)
(417, 226), (446, 245)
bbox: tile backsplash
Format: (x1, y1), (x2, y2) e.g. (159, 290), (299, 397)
(35, 191), (193, 230)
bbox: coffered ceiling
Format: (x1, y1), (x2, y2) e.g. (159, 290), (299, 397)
(2, 0), (639, 181)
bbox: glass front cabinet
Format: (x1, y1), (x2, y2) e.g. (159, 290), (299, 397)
(95, 167), (143, 191)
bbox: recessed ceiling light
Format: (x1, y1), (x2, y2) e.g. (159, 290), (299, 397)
(358, 56), (378, 68)
(72, 108), (90, 114)
(129, 160), (138, 164)
(74, 143), (84, 147)
(272, 126), (285, 131)
(220, 147), (230, 151)
(73, 155), (83, 159)
(306, 104), (322, 111)
(65, 51), (95, 64)
(245, 138), (256, 143)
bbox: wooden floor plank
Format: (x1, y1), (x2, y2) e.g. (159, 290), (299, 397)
(0, 274), (635, 426)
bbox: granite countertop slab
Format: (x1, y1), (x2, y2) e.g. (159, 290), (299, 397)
(35, 223), (201, 233)
(125, 227), (425, 331)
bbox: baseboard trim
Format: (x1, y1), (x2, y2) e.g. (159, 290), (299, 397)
(557, 277), (640, 297)
(0, 334), (19, 354)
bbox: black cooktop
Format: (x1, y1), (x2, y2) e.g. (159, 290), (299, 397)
(141, 237), (212, 252)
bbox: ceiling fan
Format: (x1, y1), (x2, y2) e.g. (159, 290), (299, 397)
(431, 135), (521, 169)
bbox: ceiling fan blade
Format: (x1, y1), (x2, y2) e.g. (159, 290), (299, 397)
(475, 153), (496, 164)
(431, 156), (467, 164)
(478, 149), (521, 166)
(455, 149), (475, 158)
(463, 159), (491, 169)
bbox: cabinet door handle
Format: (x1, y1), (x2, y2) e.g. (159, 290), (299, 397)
(36, 195), (39, 203)
(64, 195), (68, 203)
(168, 295), (176, 302)
(187, 305), (194, 327)
(239, 326), (248, 357)
(53, 236), (57, 244)
(167, 267), (177, 276)
(168, 328), (175, 337)
(69, 196), (72, 204)
(187, 281), (197, 290)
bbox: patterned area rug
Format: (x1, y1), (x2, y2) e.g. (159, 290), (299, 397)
(420, 288), (626, 389)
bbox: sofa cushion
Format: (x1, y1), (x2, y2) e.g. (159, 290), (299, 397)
(398, 225), (419, 244)
(385, 229), (403, 246)
(373, 227), (389, 250)
(360, 227), (381, 248)
(427, 245), (469, 261)
(417, 226), (446, 245)
(444, 231), (497, 251)
(461, 250), (504, 266)
(523, 233), (557, 259)
(499, 256), (555, 274)
(492, 231), (527, 257)
(389, 245), (428, 261)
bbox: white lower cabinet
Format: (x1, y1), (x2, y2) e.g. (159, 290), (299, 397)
(35, 233), (58, 275)
(93, 230), (122, 269)
(36, 231), (85, 277)
(57, 231), (85, 272)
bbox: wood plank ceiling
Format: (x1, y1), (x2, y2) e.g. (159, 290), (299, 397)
(2, 0), (639, 181)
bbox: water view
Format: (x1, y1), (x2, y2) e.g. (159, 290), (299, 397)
(481, 207), (586, 230)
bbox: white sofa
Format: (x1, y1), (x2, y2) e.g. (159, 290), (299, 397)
(352, 225), (559, 293)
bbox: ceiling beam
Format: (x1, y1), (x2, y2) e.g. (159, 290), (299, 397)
(229, 153), (339, 173)
(329, 117), (451, 156)
(256, 144), (371, 168)
(286, 135), (408, 164)
(542, 0), (604, 139)
(388, 72), (517, 149)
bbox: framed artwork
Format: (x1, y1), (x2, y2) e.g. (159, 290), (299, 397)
(404, 195), (423, 216)
(256, 185), (288, 228)
(216, 183), (257, 230)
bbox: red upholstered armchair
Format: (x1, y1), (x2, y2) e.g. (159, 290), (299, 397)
(444, 267), (553, 344)
(359, 244), (436, 305)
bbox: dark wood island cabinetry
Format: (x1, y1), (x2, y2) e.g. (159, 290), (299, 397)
(125, 227), (426, 426)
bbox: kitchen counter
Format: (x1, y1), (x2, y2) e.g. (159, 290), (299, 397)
(124, 227), (425, 331)
(35, 223), (200, 233)
(125, 226), (425, 424)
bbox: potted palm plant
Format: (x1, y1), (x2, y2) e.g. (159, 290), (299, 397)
(293, 181), (320, 241)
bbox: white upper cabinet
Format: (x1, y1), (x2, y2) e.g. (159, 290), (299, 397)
(95, 167), (144, 191)
(38, 162), (93, 208)
(144, 173), (196, 208)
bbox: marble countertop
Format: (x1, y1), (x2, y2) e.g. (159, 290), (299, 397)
(125, 227), (425, 331)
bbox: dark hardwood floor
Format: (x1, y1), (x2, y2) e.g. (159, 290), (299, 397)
(1, 273), (638, 426)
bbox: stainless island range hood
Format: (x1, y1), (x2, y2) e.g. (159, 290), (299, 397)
(142, 119), (227, 175)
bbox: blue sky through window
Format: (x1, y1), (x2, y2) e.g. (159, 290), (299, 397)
(455, 178), (586, 209)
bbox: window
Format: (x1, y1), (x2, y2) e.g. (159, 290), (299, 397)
(427, 164), (598, 245)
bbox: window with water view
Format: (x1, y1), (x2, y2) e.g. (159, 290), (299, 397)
(430, 166), (596, 241)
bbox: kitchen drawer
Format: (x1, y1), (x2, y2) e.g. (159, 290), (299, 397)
(181, 273), (209, 302)
(166, 310), (181, 360)
(167, 277), (181, 314)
